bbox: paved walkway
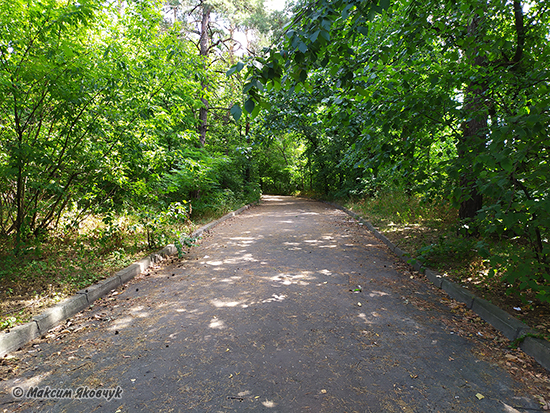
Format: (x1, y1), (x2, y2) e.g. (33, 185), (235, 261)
(0, 196), (538, 412)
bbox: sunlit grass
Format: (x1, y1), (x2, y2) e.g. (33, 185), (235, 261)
(345, 189), (456, 230)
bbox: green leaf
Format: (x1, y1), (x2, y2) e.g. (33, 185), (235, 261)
(251, 103), (261, 119)
(230, 104), (242, 121)
(226, 66), (237, 76)
(500, 157), (513, 173)
(309, 30), (320, 43)
(379, 0), (391, 11)
(320, 30), (330, 41)
(355, 87), (370, 97)
(342, 3), (354, 19)
(449, 50), (459, 61)
(243, 82), (254, 93)
(357, 26), (369, 36)
(244, 99), (255, 114)
(226, 62), (245, 77)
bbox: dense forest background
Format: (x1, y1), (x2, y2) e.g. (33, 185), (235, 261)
(0, 0), (549, 329)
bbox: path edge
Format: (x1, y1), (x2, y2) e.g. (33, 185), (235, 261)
(324, 200), (550, 373)
(0, 202), (257, 357)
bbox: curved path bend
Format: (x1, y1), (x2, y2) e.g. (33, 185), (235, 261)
(0, 196), (539, 412)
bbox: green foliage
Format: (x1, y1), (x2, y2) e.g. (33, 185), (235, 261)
(1, 0), (547, 323)
(1, 316), (17, 330)
(137, 201), (191, 249)
(162, 147), (259, 215)
(414, 236), (480, 268)
(0, 207), (193, 330)
(346, 189), (455, 229)
(0, 0), (265, 333)
(0, 0), (203, 248)
(0, 0), (267, 334)
(174, 235), (198, 259)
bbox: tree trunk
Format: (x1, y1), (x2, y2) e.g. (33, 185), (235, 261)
(244, 115), (251, 183)
(13, 95), (26, 252)
(198, 5), (210, 147)
(458, 7), (488, 228)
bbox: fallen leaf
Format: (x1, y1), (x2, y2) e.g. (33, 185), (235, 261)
(505, 354), (520, 362)
(476, 393), (485, 400)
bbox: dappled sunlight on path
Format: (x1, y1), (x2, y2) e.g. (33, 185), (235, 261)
(0, 196), (539, 413)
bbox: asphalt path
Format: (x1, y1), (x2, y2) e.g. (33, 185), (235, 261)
(0, 196), (539, 412)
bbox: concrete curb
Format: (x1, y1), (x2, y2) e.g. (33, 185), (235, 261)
(0, 202), (256, 357)
(325, 201), (550, 372)
(191, 204), (252, 239)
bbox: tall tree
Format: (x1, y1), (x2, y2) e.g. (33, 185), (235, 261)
(198, 3), (211, 146)
(173, 0), (270, 146)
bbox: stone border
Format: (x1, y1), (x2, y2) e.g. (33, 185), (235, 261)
(0, 203), (256, 357)
(325, 201), (550, 372)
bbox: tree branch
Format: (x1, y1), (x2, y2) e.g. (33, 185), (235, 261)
(511, 0), (525, 65)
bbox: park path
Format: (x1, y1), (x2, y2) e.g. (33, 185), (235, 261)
(0, 196), (539, 412)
